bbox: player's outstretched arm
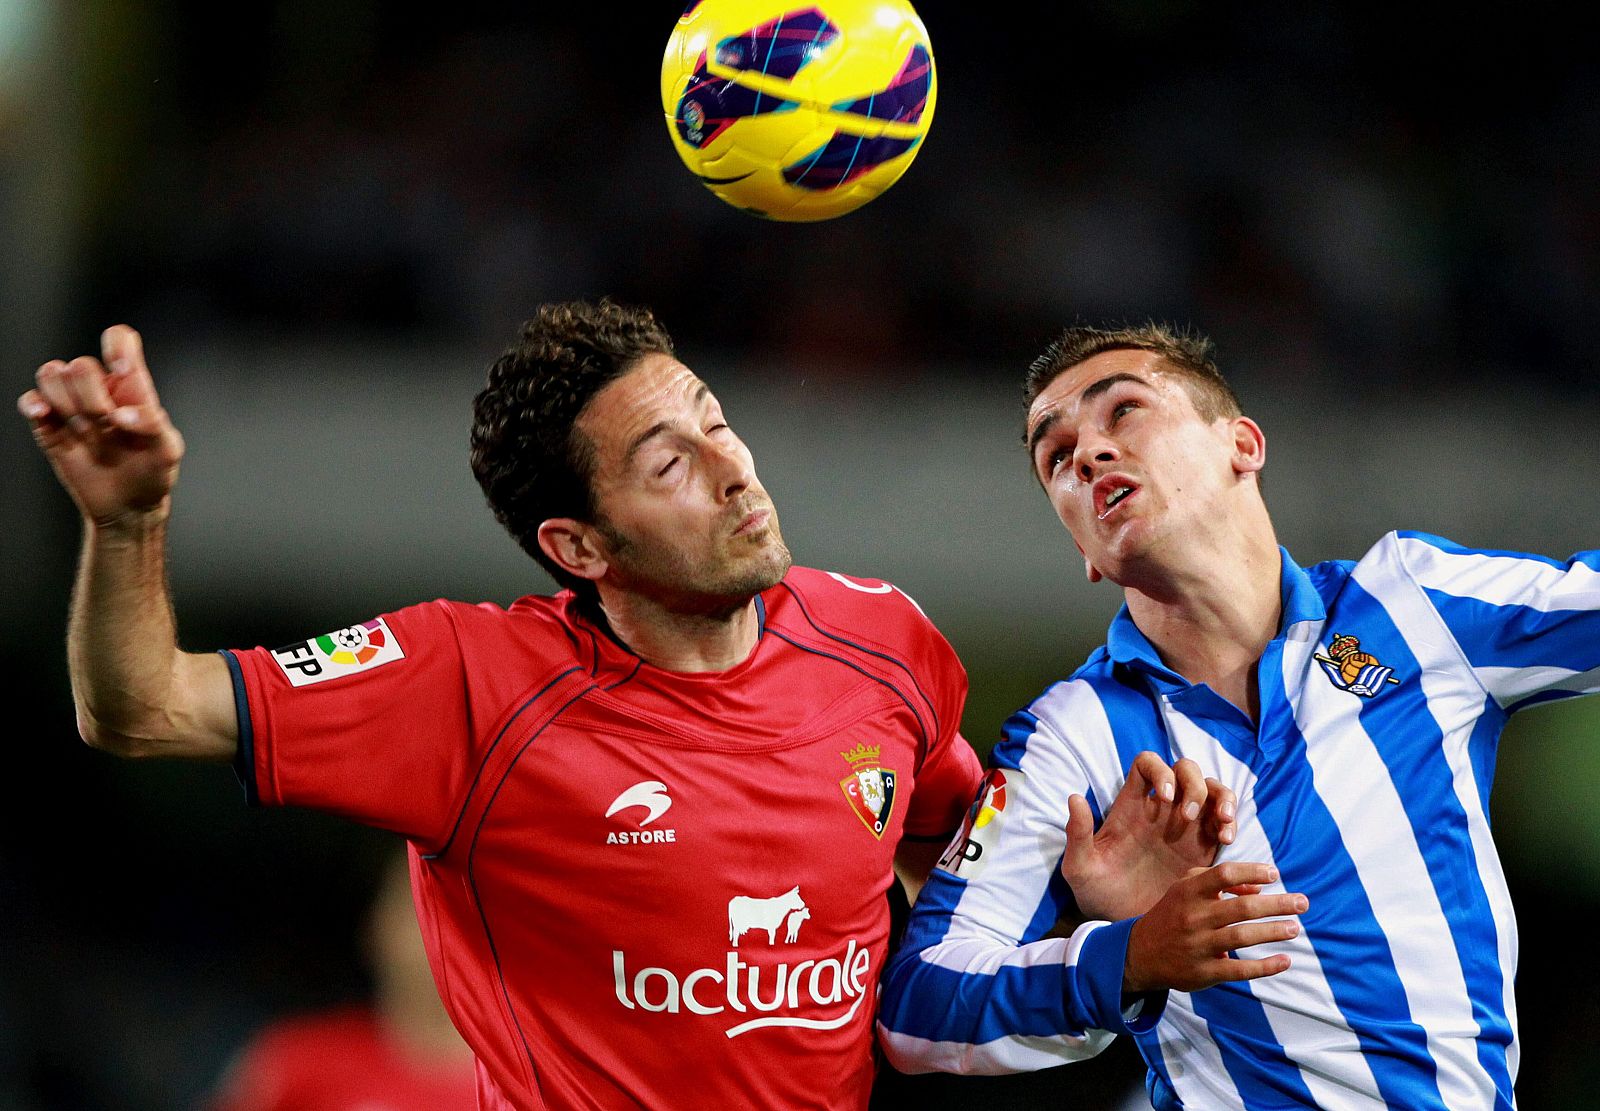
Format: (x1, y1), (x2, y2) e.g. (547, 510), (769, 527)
(1123, 861), (1305, 993)
(1061, 750), (1238, 922)
(19, 326), (237, 761)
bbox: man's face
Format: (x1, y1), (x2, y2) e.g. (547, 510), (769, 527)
(1024, 349), (1249, 585)
(577, 352), (791, 610)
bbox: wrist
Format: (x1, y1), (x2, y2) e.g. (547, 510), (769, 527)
(86, 499), (173, 536)
(1121, 916), (1150, 993)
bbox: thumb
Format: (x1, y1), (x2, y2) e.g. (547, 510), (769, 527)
(1061, 793), (1095, 873)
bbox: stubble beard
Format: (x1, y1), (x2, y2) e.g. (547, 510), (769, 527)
(600, 510), (793, 617)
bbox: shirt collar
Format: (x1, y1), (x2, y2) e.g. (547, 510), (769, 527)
(1105, 547), (1325, 679)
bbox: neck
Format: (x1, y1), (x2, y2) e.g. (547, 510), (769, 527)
(597, 589), (763, 672)
(1121, 513), (1281, 720)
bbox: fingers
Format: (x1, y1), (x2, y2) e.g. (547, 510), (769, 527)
(1127, 752), (1210, 823)
(101, 324), (160, 406)
(1201, 776), (1237, 846)
(1171, 758), (1206, 822)
(27, 331), (172, 443)
(62, 355), (117, 420)
(1127, 751), (1176, 806)
(18, 386), (67, 448)
(1214, 915), (1302, 953)
(1194, 860), (1279, 895)
(1205, 953), (1293, 984)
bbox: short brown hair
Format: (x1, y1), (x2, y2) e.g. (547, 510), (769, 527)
(1024, 322), (1241, 423)
(470, 300), (675, 599)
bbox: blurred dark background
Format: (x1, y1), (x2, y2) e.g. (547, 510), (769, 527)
(3, 2), (1598, 1107)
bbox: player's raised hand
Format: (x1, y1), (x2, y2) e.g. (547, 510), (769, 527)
(1059, 751), (1238, 922)
(1123, 861), (1305, 993)
(18, 326), (185, 526)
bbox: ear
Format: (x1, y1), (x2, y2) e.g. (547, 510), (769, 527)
(1230, 416), (1266, 479)
(1072, 536), (1103, 584)
(536, 518), (610, 583)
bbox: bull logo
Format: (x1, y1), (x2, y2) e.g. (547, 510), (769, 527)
(728, 886), (809, 947)
(1315, 632), (1400, 698)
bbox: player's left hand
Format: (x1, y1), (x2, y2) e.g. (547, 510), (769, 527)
(1059, 751), (1236, 922)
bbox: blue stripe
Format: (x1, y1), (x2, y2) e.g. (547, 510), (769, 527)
(1336, 577), (1515, 1101)
(1177, 984), (1320, 1108)
(990, 707), (1042, 770)
(1504, 685), (1587, 712)
(219, 649), (258, 807)
(1250, 702), (1446, 1107)
(882, 866), (1076, 1040)
(880, 957), (1086, 1042)
(1465, 692), (1508, 819)
(1422, 588), (1600, 679)
(1076, 667), (1182, 767)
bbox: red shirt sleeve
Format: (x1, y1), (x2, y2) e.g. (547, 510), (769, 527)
(900, 615), (983, 839)
(224, 600), (479, 848)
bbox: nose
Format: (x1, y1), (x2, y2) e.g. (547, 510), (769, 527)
(707, 437), (754, 500)
(1073, 430), (1119, 483)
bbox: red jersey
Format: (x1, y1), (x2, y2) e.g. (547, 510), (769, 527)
(224, 567), (982, 1111)
(205, 1006), (476, 1111)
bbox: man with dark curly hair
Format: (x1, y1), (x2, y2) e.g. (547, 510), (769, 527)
(19, 306), (1293, 1111)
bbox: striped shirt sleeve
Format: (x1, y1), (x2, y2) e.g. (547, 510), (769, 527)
(1392, 531), (1600, 711)
(876, 698), (1163, 1074)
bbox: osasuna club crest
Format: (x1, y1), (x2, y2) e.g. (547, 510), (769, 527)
(839, 743), (897, 839)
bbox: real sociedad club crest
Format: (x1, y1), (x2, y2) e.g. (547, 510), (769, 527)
(839, 742), (897, 839)
(1315, 632), (1400, 698)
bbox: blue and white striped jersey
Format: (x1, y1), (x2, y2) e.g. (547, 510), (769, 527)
(878, 532), (1600, 1109)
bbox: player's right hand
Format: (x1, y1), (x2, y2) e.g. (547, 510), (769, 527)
(1122, 861), (1306, 993)
(18, 326), (185, 527)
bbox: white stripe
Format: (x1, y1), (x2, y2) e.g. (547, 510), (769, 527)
(1149, 1000), (1243, 1108)
(1159, 697), (1384, 1108)
(877, 1023), (1117, 1076)
(942, 684), (1104, 942)
(1396, 535), (1600, 612)
(1030, 679), (1130, 809)
(1477, 662), (1600, 704)
(1358, 547), (1521, 1093)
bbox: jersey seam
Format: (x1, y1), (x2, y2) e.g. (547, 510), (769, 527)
(767, 628), (931, 763)
(466, 685), (592, 1103)
(777, 579), (944, 748)
(426, 664), (587, 861)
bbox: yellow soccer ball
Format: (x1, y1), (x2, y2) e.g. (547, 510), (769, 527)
(661, 0), (936, 221)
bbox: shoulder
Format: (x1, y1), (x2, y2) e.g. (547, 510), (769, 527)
(767, 567), (965, 701)
(769, 566), (945, 645)
(410, 591), (584, 650)
(992, 650), (1154, 769)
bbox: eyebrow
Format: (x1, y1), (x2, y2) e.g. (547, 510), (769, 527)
(623, 381), (711, 464)
(1026, 371), (1149, 460)
(1080, 371), (1145, 405)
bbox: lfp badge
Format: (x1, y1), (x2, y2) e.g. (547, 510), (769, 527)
(271, 618), (405, 687)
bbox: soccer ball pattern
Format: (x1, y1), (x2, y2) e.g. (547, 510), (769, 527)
(661, 1), (936, 221)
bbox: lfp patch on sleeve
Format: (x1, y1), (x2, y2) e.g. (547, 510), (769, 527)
(935, 767), (1014, 882)
(271, 618), (405, 687)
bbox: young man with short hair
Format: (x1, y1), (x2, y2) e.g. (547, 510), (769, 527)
(876, 323), (1592, 1109)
